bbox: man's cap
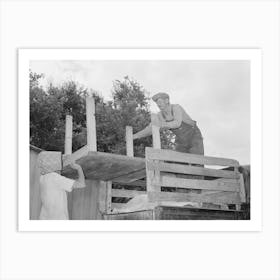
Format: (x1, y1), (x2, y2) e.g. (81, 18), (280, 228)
(152, 92), (170, 102)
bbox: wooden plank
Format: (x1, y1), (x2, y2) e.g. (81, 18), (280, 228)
(64, 114), (73, 155)
(239, 174), (246, 203)
(155, 175), (239, 192)
(97, 180), (107, 214)
(145, 150), (161, 194)
(112, 180), (146, 188)
(67, 191), (73, 219)
(29, 150), (42, 219)
(104, 209), (154, 219)
(71, 188), (84, 219)
(126, 126), (134, 157)
(112, 189), (146, 198)
(62, 150), (145, 180)
(148, 191), (241, 205)
(146, 147), (240, 167)
(111, 202), (126, 209)
(86, 97), (97, 151)
(83, 180), (92, 219)
(147, 161), (239, 179)
(155, 206), (245, 220)
(111, 169), (146, 183)
(62, 145), (89, 167)
(151, 114), (161, 149)
(106, 181), (112, 213)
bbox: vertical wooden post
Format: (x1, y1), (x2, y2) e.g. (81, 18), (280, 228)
(97, 181), (107, 216)
(145, 148), (161, 203)
(151, 113), (161, 149)
(106, 181), (112, 213)
(86, 97), (97, 151)
(150, 114), (161, 201)
(64, 114), (73, 155)
(126, 126), (134, 157)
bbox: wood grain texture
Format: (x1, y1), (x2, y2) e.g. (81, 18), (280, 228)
(86, 97), (97, 151)
(111, 169), (146, 183)
(97, 180), (107, 214)
(112, 189), (147, 198)
(70, 180), (100, 220)
(156, 175), (239, 192)
(62, 150), (145, 181)
(112, 180), (146, 187)
(146, 147), (240, 167)
(151, 114), (161, 149)
(62, 145), (89, 167)
(126, 126), (134, 157)
(148, 191), (241, 205)
(147, 161), (239, 179)
(111, 202), (126, 209)
(29, 149), (42, 220)
(103, 209), (154, 220)
(64, 114), (73, 155)
(103, 206), (248, 220)
(239, 174), (246, 203)
(106, 181), (112, 213)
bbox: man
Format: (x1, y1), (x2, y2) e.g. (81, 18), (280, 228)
(37, 151), (86, 220)
(133, 92), (204, 155)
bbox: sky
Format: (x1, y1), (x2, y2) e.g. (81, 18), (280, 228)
(30, 60), (250, 165)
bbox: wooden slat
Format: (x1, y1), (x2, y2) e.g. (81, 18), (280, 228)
(147, 161), (239, 179)
(62, 145), (89, 167)
(106, 181), (112, 213)
(112, 180), (146, 188)
(239, 174), (246, 203)
(110, 169), (146, 183)
(97, 180), (107, 214)
(151, 114), (161, 149)
(111, 202), (126, 209)
(112, 189), (146, 198)
(62, 150), (145, 180)
(148, 191), (241, 205)
(146, 147), (240, 167)
(64, 114), (73, 155)
(126, 126), (134, 157)
(155, 175), (239, 192)
(86, 97), (97, 151)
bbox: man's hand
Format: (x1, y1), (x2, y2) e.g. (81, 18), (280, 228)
(133, 134), (138, 140)
(70, 162), (82, 170)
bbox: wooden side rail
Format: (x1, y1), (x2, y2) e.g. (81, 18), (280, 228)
(100, 182), (147, 213)
(145, 147), (246, 209)
(146, 147), (240, 167)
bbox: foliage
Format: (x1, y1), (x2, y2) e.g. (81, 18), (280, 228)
(29, 72), (173, 157)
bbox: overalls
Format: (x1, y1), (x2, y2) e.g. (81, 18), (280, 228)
(166, 106), (204, 155)
(166, 106), (205, 192)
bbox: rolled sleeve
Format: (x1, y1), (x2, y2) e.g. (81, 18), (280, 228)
(53, 173), (75, 192)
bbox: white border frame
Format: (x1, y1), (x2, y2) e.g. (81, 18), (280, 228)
(18, 48), (262, 231)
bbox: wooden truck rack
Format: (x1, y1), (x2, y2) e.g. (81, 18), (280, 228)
(61, 97), (249, 220)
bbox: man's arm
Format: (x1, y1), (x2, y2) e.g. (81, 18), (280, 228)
(160, 105), (195, 129)
(133, 124), (152, 140)
(70, 163), (86, 189)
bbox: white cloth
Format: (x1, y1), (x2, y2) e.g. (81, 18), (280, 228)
(111, 194), (201, 214)
(37, 151), (62, 175)
(39, 172), (74, 220)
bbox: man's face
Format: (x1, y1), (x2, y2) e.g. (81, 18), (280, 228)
(156, 98), (169, 111)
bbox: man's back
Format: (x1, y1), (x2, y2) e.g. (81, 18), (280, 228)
(39, 172), (74, 220)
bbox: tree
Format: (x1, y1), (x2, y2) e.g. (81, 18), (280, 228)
(30, 72), (174, 157)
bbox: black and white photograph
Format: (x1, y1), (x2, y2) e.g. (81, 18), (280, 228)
(1, 1), (279, 280)
(18, 49), (261, 230)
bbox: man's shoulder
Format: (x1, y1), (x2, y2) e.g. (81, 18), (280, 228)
(172, 104), (184, 112)
(42, 172), (64, 181)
